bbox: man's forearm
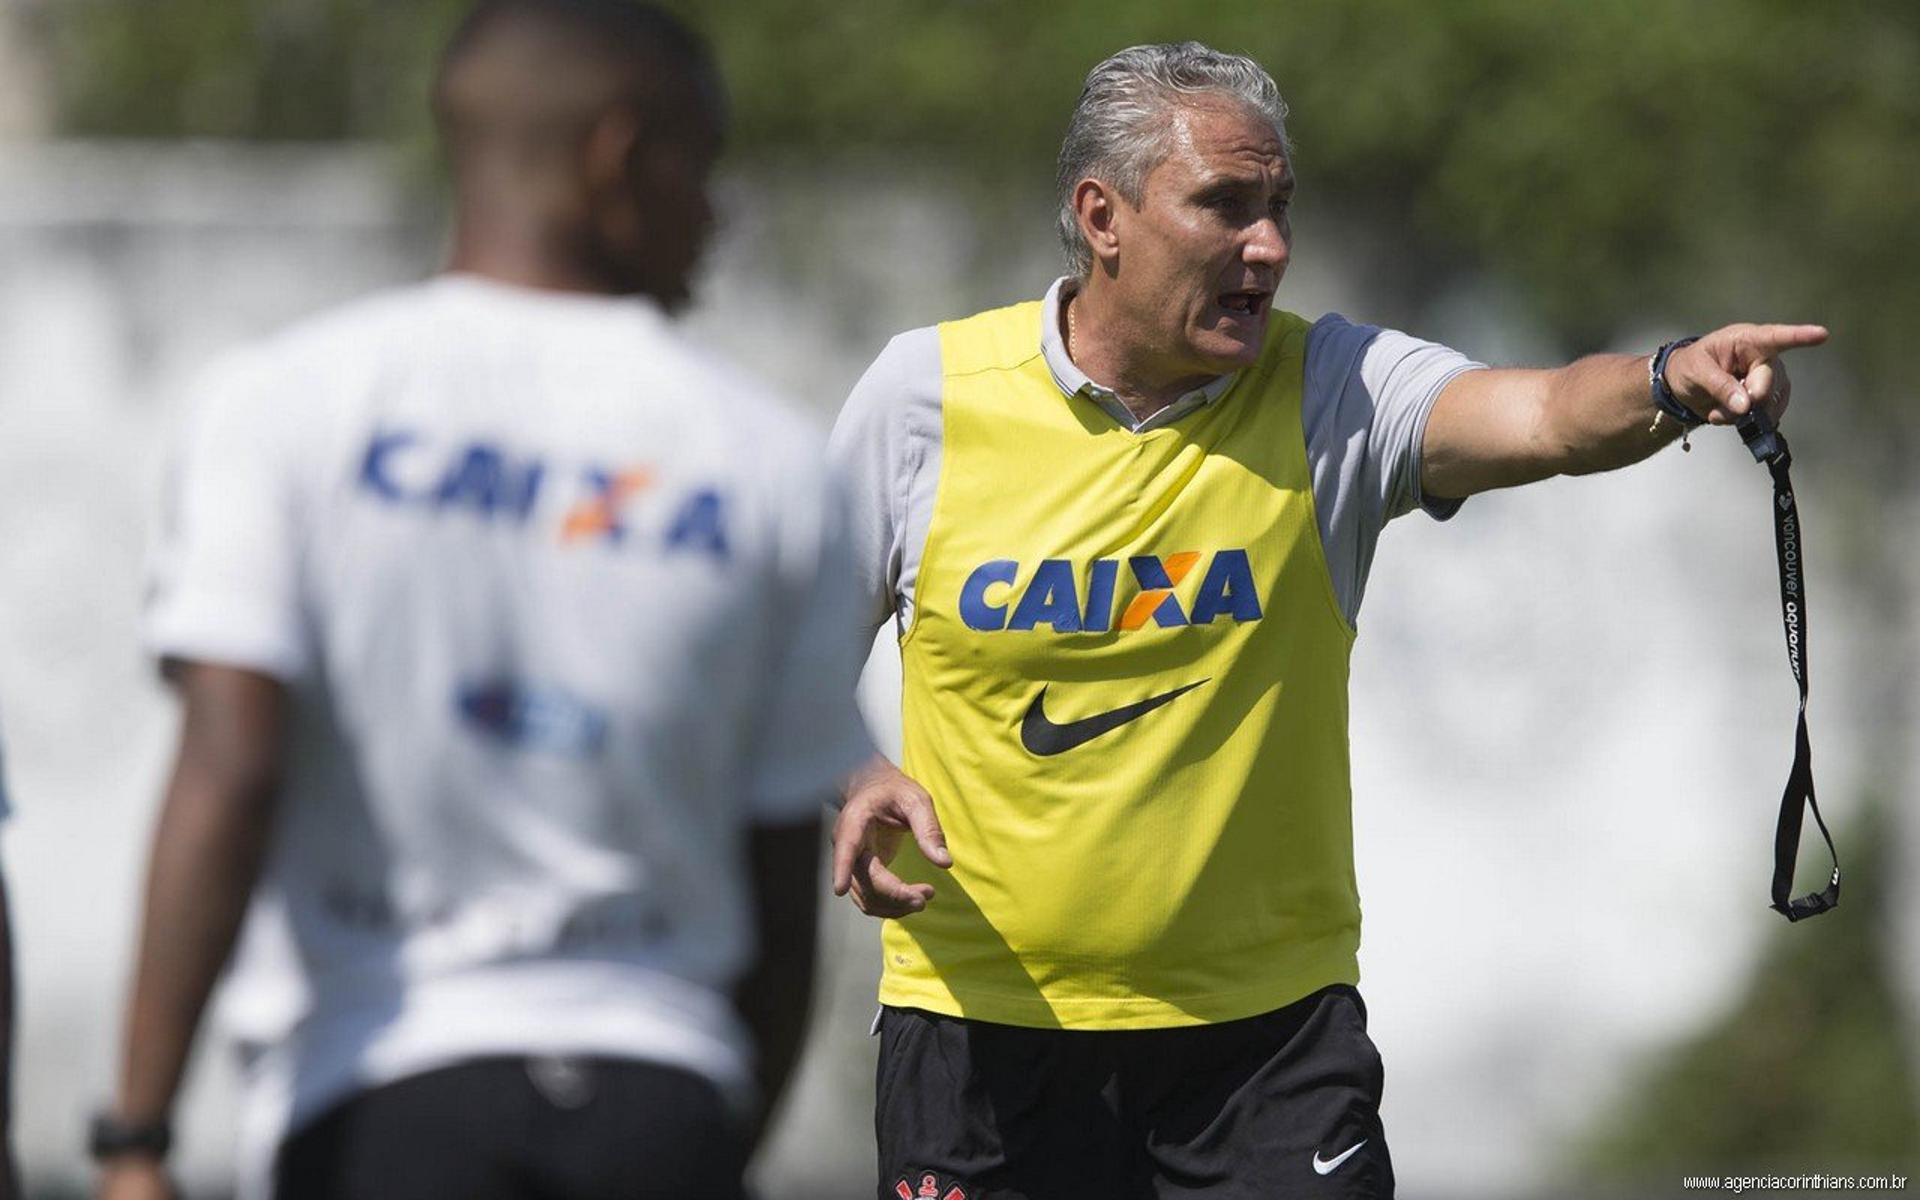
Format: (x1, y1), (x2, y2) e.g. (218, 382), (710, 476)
(1539, 351), (1676, 477)
(112, 769), (276, 1124)
(1425, 323), (1820, 500)
(733, 818), (822, 1144)
(112, 665), (286, 1130)
(1425, 353), (1669, 497)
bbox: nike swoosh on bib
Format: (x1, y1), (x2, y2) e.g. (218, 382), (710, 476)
(1018, 679), (1210, 756)
(1312, 1140), (1367, 1175)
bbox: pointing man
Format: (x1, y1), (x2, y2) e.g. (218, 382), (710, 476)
(829, 41), (1824, 1199)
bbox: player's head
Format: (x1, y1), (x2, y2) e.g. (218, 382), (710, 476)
(434, 0), (725, 308)
(1057, 43), (1295, 375)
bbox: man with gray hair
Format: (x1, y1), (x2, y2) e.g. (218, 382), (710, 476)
(828, 40), (1826, 1199)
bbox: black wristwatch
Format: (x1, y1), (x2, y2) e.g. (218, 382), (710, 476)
(88, 1111), (173, 1162)
(1650, 335), (1706, 428)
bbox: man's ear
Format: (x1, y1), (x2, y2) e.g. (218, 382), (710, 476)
(1074, 177), (1124, 270)
(581, 107), (645, 254)
(582, 107), (643, 199)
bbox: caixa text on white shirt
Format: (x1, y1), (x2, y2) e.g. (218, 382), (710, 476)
(357, 427), (731, 560)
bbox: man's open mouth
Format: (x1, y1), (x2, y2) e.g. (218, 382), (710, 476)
(1217, 289), (1270, 317)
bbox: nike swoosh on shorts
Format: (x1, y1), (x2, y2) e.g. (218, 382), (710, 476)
(1312, 1140), (1367, 1175)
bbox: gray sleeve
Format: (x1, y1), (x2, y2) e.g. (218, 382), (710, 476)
(1303, 314), (1486, 626)
(825, 327), (944, 636)
(743, 457), (877, 820)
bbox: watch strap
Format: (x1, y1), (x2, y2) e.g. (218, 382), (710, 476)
(1650, 335), (1706, 428)
(88, 1112), (173, 1162)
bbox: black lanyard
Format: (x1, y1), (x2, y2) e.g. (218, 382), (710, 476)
(1736, 411), (1840, 921)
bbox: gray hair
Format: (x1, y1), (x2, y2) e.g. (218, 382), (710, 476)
(1054, 42), (1291, 278)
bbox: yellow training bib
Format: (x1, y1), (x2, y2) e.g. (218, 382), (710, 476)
(882, 300), (1362, 1029)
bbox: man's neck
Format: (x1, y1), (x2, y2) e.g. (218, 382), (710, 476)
(1063, 284), (1221, 422)
(445, 211), (624, 296)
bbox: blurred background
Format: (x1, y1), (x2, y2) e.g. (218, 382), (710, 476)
(1, 1), (1916, 1196)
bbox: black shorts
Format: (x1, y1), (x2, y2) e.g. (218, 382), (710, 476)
(875, 985), (1393, 1200)
(275, 1056), (751, 1200)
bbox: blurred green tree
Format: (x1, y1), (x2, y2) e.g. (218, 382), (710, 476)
(37, 0), (1920, 422)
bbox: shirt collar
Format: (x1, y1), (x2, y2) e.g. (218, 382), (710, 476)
(1036, 276), (1239, 434)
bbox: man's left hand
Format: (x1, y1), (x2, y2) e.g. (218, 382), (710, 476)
(832, 757), (952, 919)
(1664, 322), (1829, 427)
(95, 1159), (176, 1200)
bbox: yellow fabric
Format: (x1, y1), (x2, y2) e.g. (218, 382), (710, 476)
(883, 299), (1362, 1029)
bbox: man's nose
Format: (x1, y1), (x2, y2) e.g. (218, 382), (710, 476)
(1244, 217), (1289, 269)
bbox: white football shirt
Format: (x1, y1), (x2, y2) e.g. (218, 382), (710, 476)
(145, 274), (872, 1195)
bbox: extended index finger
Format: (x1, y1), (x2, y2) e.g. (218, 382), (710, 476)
(1743, 323), (1829, 355)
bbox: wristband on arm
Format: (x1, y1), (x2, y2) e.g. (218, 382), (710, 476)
(87, 1112), (172, 1163)
(1648, 335), (1705, 448)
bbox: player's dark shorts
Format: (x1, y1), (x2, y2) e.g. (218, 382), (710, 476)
(275, 1056), (751, 1200)
(876, 984), (1392, 1200)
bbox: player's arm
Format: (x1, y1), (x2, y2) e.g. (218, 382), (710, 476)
(824, 331), (954, 920)
(97, 663), (287, 1200)
(1421, 322), (1828, 499)
(732, 816), (821, 1146)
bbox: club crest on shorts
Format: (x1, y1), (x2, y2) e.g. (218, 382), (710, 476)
(895, 1170), (966, 1200)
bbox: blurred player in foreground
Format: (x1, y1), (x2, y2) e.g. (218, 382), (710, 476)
(93, 3), (870, 1198)
(829, 41), (1826, 1199)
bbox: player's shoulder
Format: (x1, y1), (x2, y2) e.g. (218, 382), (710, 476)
(1298, 312), (1399, 399)
(262, 280), (441, 358)
(188, 281), (442, 401)
(870, 323), (943, 370)
(1304, 311), (1478, 365)
(831, 324), (944, 454)
(1302, 312), (1382, 364)
(854, 324), (943, 401)
(645, 335), (836, 495)
(937, 297), (1046, 377)
(671, 335), (820, 442)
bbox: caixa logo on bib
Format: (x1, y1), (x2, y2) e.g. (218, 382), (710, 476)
(958, 550), (1262, 633)
(357, 428), (729, 560)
